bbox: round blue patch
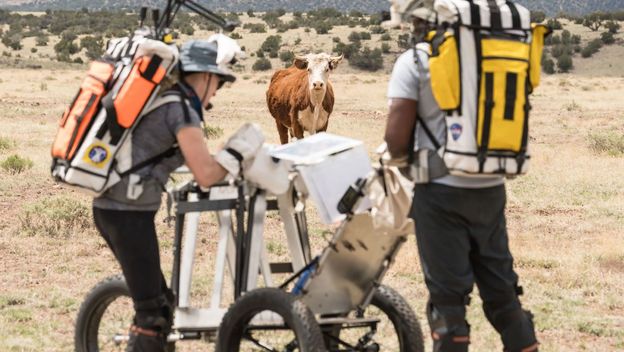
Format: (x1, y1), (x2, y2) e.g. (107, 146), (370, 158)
(450, 123), (463, 141)
(88, 146), (108, 164)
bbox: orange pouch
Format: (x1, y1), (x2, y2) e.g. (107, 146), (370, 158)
(51, 60), (114, 160)
(114, 55), (166, 128)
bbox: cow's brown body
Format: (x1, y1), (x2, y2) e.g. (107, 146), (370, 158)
(266, 65), (335, 144)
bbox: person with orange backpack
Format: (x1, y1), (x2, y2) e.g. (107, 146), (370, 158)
(90, 39), (263, 351)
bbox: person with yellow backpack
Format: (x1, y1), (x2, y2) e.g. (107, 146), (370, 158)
(383, 0), (549, 351)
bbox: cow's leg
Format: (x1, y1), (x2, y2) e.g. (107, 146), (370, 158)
(275, 120), (289, 145)
(291, 109), (305, 140)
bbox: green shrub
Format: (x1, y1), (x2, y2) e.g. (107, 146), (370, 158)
(349, 47), (383, 71)
(255, 49), (264, 58)
(348, 31), (361, 42)
(381, 43), (391, 54)
(332, 36), (341, 43)
(35, 35), (48, 46)
(313, 22), (332, 35)
(557, 54), (573, 73)
(587, 131), (624, 156)
(203, 125), (223, 139)
(600, 31), (615, 45)
(380, 33), (392, 41)
(80, 35), (104, 60)
(546, 18), (563, 30)
(0, 136), (14, 151)
(333, 41), (361, 59)
(530, 11), (546, 23)
(581, 46), (594, 58)
(360, 31), (372, 40)
(279, 50), (294, 63)
(229, 32), (242, 39)
(252, 58), (272, 71)
(260, 35), (282, 53)
(269, 50), (278, 58)
(571, 34), (581, 45)
(561, 30), (572, 45)
(2, 32), (23, 51)
(605, 20), (621, 34)
(545, 34), (561, 46)
(369, 25), (386, 34)
(542, 57), (555, 74)
(1, 154), (33, 174)
(581, 39), (603, 58)
(243, 23), (266, 33)
(19, 196), (91, 237)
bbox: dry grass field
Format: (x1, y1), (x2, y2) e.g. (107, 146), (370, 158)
(0, 15), (623, 352)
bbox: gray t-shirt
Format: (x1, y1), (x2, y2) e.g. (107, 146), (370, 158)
(93, 98), (202, 211)
(387, 47), (503, 189)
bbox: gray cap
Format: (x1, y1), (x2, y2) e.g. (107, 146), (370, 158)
(179, 40), (236, 82)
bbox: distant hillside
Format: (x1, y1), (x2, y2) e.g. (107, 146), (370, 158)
(5, 0), (624, 16)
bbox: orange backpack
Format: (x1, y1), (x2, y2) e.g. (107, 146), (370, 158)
(51, 36), (179, 195)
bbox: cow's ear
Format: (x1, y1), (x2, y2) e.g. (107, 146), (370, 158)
(294, 58), (308, 70)
(329, 54), (344, 70)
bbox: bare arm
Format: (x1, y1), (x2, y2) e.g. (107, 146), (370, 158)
(176, 126), (227, 188)
(384, 98), (418, 159)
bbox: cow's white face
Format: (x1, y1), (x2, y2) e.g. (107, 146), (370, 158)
(294, 53), (343, 96)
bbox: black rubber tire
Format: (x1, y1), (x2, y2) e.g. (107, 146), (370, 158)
(216, 288), (326, 352)
(371, 285), (424, 352)
(74, 274), (131, 352)
(324, 285), (424, 352)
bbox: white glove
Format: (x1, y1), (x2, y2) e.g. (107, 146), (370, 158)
(215, 123), (265, 177)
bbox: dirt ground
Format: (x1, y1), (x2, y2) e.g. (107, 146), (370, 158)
(1, 18), (623, 352)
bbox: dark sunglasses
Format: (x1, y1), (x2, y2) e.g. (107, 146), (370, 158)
(217, 77), (225, 90)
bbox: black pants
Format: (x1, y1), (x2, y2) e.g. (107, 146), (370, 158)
(411, 183), (537, 352)
(93, 207), (170, 328)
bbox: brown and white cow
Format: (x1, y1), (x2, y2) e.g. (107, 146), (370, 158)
(266, 53), (343, 144)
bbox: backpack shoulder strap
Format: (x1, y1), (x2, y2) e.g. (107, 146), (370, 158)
(142, 93), (184, 116)
(411, 45), (443, 153)
(119, 90), (193, 177)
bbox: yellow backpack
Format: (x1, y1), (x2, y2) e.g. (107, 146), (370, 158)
(426, 0), (550, 176)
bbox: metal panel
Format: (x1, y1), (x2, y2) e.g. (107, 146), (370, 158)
(302, 213), (406, 315)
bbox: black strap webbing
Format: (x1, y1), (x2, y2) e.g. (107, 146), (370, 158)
(97, 94), (125, 145)
(517, 78), (531, 174)
(479, 72), (495, 172)
(141, 55), (163, 82)
(504, 72), (518, 120)
(487, 0), (502, 30)
(168, 85), (194, 123)
(226, 147), (243, 162)
(506, 1), (522, 29)
(417, 115), (442, 151)
(119, 145), (178, 177)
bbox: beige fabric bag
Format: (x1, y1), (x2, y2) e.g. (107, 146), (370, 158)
(367, 165), (415, 236)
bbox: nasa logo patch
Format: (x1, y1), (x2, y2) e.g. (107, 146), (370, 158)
(83, 143), (111, 168)
(450, 123), (463, 141)
(89, 146), (108, 163)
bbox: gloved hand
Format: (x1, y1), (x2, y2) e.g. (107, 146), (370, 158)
(215, 123), (265, 177)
